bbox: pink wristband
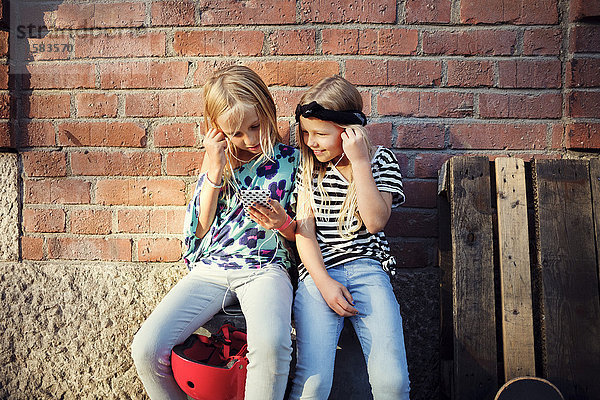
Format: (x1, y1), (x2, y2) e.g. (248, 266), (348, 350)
(276, 214), (293, 232)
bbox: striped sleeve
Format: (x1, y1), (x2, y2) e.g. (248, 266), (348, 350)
(371, 147), (405, 208)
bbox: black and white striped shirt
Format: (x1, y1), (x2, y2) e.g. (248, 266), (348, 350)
(298, 147), (405, 280)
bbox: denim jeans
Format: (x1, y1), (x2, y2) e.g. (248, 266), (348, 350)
(131, 263), (293, 400)
(289, 258), (410, 400)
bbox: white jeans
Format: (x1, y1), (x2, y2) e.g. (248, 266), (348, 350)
(131, 264), (293, 400)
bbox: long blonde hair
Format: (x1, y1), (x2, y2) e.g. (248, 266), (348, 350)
(203, 65), (281, 190)
(296, 75), (375, 238)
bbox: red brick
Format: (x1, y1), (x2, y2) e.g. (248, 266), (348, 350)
(125, 90), (204, 117)
(118, 208), (184, 234)
(385, 209), (438, 237)
(570, 0), (600, 22)
(47, 237), (132, 261)
(0, 31), (7, 57)
(460, 0), (558, 24)
(423, 29), (517, 56)
(357, 30), (378, 55)
(479, 93), (562, 119)
(405, 0), (451, 23)
(322, 29), (359, 55)
(71, 151), (161, 176)
(24, 94), (70, 118)
(193, 60), (236, 86)
(568, 91), (600, 118)
(523, 28), (562, 56)
(27, 36), (71, 61)
(70, 209), (112, 235)
(402, 180), (438, 208)
(74, 32), (166, 58)
(18, 122), (55, 147)
(95, 179), (186, 206)
(270, 30), (316, 55)
(278, 121), (291, 145)
(388, 239), (431, 267)
(498, 59), (561, 89)
(22, 151), (67, 177)
(376, 29), (418, 55)
(155, 123), (197, 147)
(345, 59), (387, 86)
(0, 122), (11, 148)
(57, 122), (146, 147)
(414, 153), (452, 178)
(24, 64), (95, 89)
(568, 58), (600, 88)
(365, 123), (393, 147)
(54, 3), (145, 29)
(75, 93), (118, 118)
(151, 1), (196, 26)
(449, 123), (548, 149)
(23, 208), (66, 233)
(396, 124), (445, 149)
(174, 30), (264, 56)
(378, 91), (474, 118)
(149, 209), (186, 234)
(99, 61), (188, 89)
(21, 236), (44, 260)
(244, 60), (340, 87)
(25, 178), (91, 204)
(387, 60), (442, 86)
(138, 238), (182, 262)
(299, 0), (396, 23)
(391, 150), (410, 177)
(272, 90), (306, 118)
(551, 123), (564, 149)
(566, 123), (600, 149)
(165, 151), (205, 176)
(570, 26), (600, 53)
(0, 65), (9, 90)
(0, 92), (9, 118)
(200, 0), (295, 25)
(447, 60), (494, 87)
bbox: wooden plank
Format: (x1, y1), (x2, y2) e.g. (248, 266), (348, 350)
(438, 160), (453, 399)
(533, 159), (600, 400)
(494, 158), (536, 380)
(449, 156), (498, 400)
(590, 158), (600, 289)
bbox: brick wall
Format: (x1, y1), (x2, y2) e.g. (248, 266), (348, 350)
(10, 0), (598, 269)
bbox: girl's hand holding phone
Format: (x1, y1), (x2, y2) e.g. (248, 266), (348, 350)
(341, 127), (370, 166)
(204, 128), (227, 171)
(247, 199), (288, 231)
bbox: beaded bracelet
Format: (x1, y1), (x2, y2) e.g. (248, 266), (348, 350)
(276, 214), (294, 232)
(204, 175), (224, 189)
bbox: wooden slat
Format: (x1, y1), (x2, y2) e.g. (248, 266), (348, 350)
(533, 159), (600, 399)
(494, 157), (536, 380)
(590, 158), (600, 289)
(449, 156), (497, 400)
(438, 160), (453, 399)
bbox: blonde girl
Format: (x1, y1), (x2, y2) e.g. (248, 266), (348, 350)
(132, 66), (300, 400)
(290, 75), (410, 400)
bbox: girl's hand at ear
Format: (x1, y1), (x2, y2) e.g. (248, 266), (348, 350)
(204, 128), (227, 171)
(247, 199), (288, 231)
(341, 127), (370, 166)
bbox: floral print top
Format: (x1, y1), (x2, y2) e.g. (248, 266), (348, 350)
(182, 143), (299, 270)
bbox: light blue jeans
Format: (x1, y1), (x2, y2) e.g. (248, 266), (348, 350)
(131, 263), (293, 400)
(289, 258), (410, 400)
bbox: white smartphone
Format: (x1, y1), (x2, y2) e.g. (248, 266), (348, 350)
(239, 189), (272, 214)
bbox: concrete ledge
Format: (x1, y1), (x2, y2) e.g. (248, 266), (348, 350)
(0, 153), (18, 261)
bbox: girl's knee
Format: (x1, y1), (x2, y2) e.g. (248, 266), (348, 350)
(248, 329), (292, 363)
(370, 370), (410, 399)
(131, 330), (169, 370)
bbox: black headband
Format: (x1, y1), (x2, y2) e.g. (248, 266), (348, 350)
(295, 101), (367, 126)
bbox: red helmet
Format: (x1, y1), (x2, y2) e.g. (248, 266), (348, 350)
(171, 324), (249, 400)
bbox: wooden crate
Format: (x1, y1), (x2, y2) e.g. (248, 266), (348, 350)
(438, 156), (600, 400)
